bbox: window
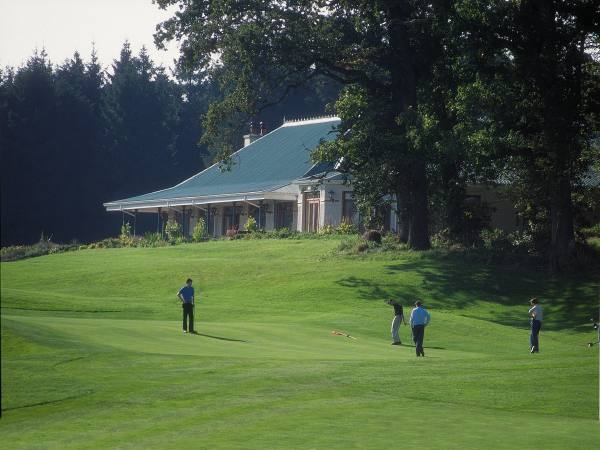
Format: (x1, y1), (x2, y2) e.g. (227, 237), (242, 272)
(248, 205), (267, 229)
(222, 206), (242, 233)
(275, 202), (294, 229)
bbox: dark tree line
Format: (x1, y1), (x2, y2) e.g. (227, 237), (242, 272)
(0, 45), (210, 245)
(1, 44), (339, 245)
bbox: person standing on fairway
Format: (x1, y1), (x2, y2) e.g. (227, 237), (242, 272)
(387, 299), (407, 345)
(409, 300), (430, 357)
(528, 297), (543, 353)
(177, 278), (195, 333)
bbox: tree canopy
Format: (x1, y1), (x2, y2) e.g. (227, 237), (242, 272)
(155, 0), (600, 268)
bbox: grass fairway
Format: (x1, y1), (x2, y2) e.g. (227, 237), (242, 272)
(1, 239), (598, 449)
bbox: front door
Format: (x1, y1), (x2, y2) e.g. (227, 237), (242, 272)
(304, 193), (320, 232)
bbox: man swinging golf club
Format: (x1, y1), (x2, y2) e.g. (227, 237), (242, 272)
(409, 300), (430, 357)
(177, 278), (195, 333)
(387, 298), (407, 345)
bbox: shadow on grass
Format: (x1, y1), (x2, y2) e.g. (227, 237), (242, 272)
(337, 253), (599, 332)
(192, 332), (247, 343)
(401, 345), (447, 350)
(2, 390), (94, 412)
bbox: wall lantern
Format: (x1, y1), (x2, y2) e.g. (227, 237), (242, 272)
(328, 190), (335, 202)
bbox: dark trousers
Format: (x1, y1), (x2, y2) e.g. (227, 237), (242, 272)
(182, 303), (194, 332)
(412, 325), (425, 356)
(530, 320), (542, 351)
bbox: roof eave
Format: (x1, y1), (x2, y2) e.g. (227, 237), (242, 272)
(104, 189), (298, 212)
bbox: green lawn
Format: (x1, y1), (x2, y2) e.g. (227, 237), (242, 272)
(1, 239), (598, 449)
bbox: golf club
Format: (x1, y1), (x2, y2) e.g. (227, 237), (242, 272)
(331, 329), (357, 340)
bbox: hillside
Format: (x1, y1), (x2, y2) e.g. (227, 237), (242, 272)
(1, 239), (598, 449)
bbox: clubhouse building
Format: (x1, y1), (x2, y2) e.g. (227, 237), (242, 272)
(104, 116), (520, 237)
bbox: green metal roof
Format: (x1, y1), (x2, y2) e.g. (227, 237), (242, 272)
(105, 117), (340, 207)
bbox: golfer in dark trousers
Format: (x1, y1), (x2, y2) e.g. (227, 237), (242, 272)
(387, 299), (407, 345)
(177, 278), (195, 333)
(409, 300), (431, 357)
(528, 297), (543, 353)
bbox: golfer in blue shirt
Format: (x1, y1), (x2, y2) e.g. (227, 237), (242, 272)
(177, 278), (195, 333)
(409, 300), (431, 357)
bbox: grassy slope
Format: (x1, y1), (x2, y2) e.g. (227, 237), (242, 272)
(1, 239), (598, 449)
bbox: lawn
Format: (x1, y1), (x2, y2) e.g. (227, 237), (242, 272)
(1, 239), (598, 449)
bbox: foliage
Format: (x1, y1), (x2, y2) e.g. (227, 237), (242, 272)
(240, 230), (317, 240)
(243, 216), (257, 233)
(335, 235), (364, 254)
(164, 219), (182, 242)
(86, 238), (122, 249)
(479, 228), (539, 260)
(0, 239), (78, 262)
(336, 221), (358, 235)
(192, 217), (207, 242)
(317, 224), (336, 236)
(362, 230), (382, 244)
(138, 232), (168, 248)
(454, 0), (600, 270)
(480, 229), (513, 253)
(119, 222), (134, 247)
(581, 223), (600, 239)
(460, 200), (493, 246)
(0, 45), (210, 246)
(430, 229), (460, 250)
(335, 233), (408, 256)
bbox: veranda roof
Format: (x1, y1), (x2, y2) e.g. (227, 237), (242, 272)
(104, 117), (341, 211)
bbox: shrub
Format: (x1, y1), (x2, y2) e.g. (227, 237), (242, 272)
(507, 230), (535, 254)
(478, 228), (538, 262)
(480, 228), (511, 252)
(244, 216), (258, 232)
(337, 221), (358, 235)
(119, 222), (134, 247)
(362, 229), (382, 244)
(174, 236), (190, 245)
(274, 227), (291, 238)
(381, 234), (408, 252)
(1, 245), (29, 261)
(139, 232), (167, 247)
(430, 228), (454, 249)
(241, 230), (266, 239)
(357, 242), (369, 252)
(91, 238), (122, 249)
(164, 219), (182, 242)
(336, 236), (362, 252)
(333, 236), (369, 255)
(192, 217), (207, 242)
(581, 223), (600, 239)
(1, 234), (80, 262)
(318, 224), (336, 235)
